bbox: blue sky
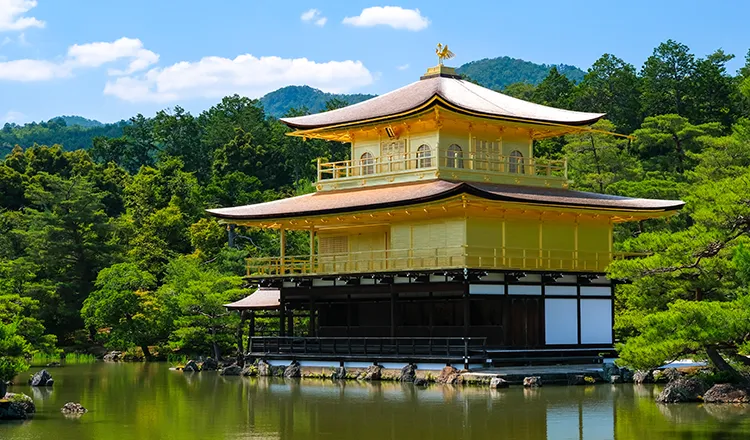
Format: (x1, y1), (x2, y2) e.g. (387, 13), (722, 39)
(0, 0), (748, 124)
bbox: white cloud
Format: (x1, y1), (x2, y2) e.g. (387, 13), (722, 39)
(343, 6), (429, 31)
(0, 0), (45, 32)
(67, 37), (159, 75)
(0, 37), (159, 82)
(301, 8), (327, 27)
(1, 110), (26, 124)
(396, 63), (409, 70)
(1, 36), (11, 46)
(103, 54), (374, 103)
(0, 59), (70, 81)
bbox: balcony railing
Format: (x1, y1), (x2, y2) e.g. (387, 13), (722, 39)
(247, 246), (634, 277)
(317, 152), (567, 182)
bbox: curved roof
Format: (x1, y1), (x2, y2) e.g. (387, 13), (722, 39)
(224, 288), (280, 310)
(280, 75), (605, 130)
(206, 180), (684, 221)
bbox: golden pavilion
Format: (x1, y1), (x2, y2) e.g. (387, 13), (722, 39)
(209, 55), (683, 367)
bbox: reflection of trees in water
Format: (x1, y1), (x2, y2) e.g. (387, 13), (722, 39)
(702, 403), (750, 423)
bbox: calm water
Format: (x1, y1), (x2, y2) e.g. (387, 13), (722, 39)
(1, 362), (750, 440)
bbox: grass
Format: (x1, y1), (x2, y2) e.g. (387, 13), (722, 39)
(30, 352), (97, 366)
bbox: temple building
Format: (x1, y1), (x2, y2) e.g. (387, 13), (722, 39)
(210, 57), (684, 368)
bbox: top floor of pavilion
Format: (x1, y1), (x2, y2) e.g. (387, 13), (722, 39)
(280, 63), (607, 192)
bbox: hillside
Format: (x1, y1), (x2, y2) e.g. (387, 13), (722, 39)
(0, 118), (125, 157)
(260, 86), (376, 118)
(457, 56), (585, 90)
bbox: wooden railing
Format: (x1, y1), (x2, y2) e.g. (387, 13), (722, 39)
(248, 336), (487, 361)
(247, 246), (633, 277)
(316, 153), (567, 182)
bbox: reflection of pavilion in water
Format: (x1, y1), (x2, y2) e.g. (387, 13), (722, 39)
(239, 378), (617, 440)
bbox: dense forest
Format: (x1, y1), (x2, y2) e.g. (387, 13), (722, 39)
(2, 40), (750, 381)
(457, 56), (585, 90)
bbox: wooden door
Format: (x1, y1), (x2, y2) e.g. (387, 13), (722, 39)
(508, 297), (542, 347)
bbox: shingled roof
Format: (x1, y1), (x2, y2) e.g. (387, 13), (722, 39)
(280, 75), (605, 130)
(206, 180), (684, 221)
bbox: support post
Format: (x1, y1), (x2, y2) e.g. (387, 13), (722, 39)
(309, 227), (315, 273)
(463, 279), (470, 338)
(280, 227), (286, 275)
(279, 289), (286, 337)
(390, 285), (397, 338)
(247, 311), (255, 354)
(227, 223), (237, 248)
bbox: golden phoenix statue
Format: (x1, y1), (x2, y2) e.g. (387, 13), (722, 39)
(436, 43), (455, 65)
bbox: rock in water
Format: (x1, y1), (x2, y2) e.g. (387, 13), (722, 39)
(489, 377), (509, 389)
(436, 365), (461, 384)
(103, 351), (122, 362)
(567, 375), (586, 386)
(257, 359), (272, 377)
(200, 357), (218, 371)
(662, 368), (682, 382)
(183, 360), (200, 372)
(655, 378), (707, 403)
(61, 402), (87, 416)
(359, 365), (383, 381)
(331, 366), (347, 380)
(28, 370), (53, 387)
(220, 364), (242, 376)
(240, 365), (258, 376)
(283, 361), (301, 378)
(633, 370), (652, 384)
(610, 375), (623, 384)
(400, 364), (417, 383)
(523, 376), (542, 387)
(414, 378), (429, 386)
(703, 384), (750, 403)
(0, 393), (35, 420)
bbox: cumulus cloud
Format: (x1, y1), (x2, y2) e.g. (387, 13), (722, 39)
(343, 6), (429, 31)
(301, 8), (327, 27)
(0, 0), (45, 32)
(103, 54), (374, 103)
(0, 37), (158, 82)
(67, 37), (159, 75)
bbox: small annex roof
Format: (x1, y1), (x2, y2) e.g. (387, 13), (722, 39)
(280, 74), (605, 130)
(224, 288), (280, 310)
(206, 180), (685, 221)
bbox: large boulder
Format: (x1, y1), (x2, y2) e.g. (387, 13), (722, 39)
(220, 364), (242, 376)
(183, 360), (200, 372)
(28, 369), (54, 387)
(283, 361), (301, 378)
(655, 378), (707, 403)
(359, 365), (383, 381)
(489, 377), (509, 389)
(436, 365), (461, 384)
(600, 363), (620, 381)
(331, 366), (347, 380)
(0, 393), (35, 420)
(103, 351), (122, 362)
(257, 359), (272, 377)
(703, 384), (750, 403)
(633, 370), (652, 384)
(400, 364), (417, 383)
(241, 365), (258, 376)
(61, 402), (87, 417)
(200, 357), (218, 371)
(523, 376), (542, 387)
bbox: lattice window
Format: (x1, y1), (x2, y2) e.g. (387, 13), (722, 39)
(447, 144), (464, 169)
(509, 150), (525, 174)
(475, 140), (500, 170)
(360, 152), (375, 175)
(381, 140), (406, 171)
(417, 144), (432, 168)
(319, 236), (348, 255)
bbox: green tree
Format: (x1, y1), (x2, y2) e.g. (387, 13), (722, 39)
(0, 321), (32, 389)
(640, 40), (696, 118)
(532, 67), (575, 108)
(574, 54), (642, 133)
(158, 256), (247, 359)
(82, 263), (169, 359)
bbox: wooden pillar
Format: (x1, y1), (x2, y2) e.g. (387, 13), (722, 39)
(280, 227), (286, 275)
(247, 311), (255, 353)
(287, 311), (294, 337)
(390, 284), (397, 338)
(279, 290), (286, 337)
(308, 297), (315, 337)
(463, 280), (470, 338)
(309, 227), (315, 273)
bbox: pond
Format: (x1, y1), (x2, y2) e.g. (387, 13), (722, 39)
(1, 362), (750, 439)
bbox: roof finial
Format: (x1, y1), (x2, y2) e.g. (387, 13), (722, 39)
(436, 43), (455, 66)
